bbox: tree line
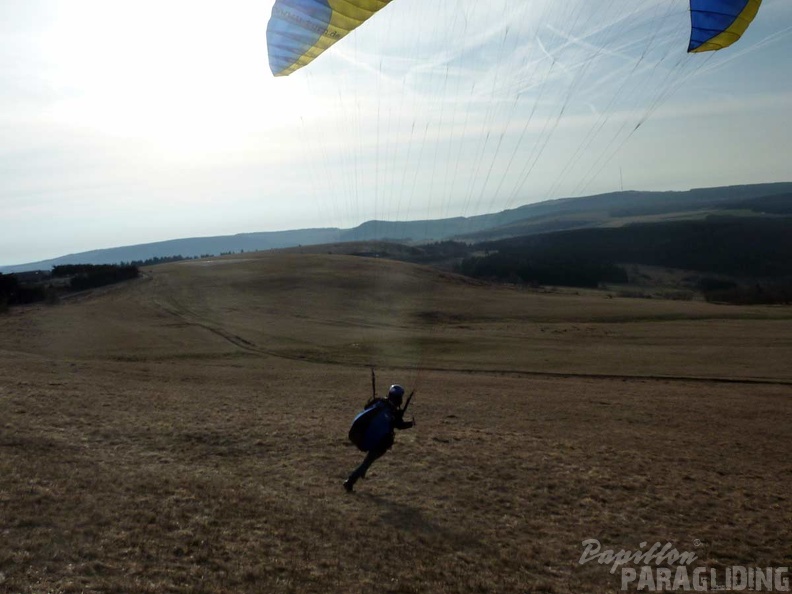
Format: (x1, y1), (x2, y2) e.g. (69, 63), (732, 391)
(1, 264), (140, 311)
(455, 252), (627, 288)
(449, 217), (792, 303)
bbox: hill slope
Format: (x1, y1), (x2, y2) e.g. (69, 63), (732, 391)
(1, 253), (790, 593)
(9, 250), (789, 380)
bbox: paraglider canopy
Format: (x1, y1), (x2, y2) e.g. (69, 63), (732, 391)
(267, 0), (393, 76)
(688, 0), (763, 52)
(267, 0), (764, 78)
(261, 0), (780, 232)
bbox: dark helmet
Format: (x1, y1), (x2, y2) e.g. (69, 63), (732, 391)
(387, 384), (405, 407)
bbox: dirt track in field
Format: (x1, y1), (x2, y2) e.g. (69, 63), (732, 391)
(1, 252), (790, 593)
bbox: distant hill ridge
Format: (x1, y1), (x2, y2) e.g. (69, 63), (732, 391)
(3, 182), (790, 273)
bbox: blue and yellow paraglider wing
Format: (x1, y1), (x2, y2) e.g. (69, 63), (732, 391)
(267, 0), (392, 77)
(688, 0), (762, 53)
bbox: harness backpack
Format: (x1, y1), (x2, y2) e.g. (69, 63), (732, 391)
(348, 400), (395, 452)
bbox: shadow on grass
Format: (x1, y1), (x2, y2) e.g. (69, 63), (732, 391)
(359, 492), (483, 550)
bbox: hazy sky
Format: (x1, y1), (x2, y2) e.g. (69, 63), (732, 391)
(2, 0), (791, 266)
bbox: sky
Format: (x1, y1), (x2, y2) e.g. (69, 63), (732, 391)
(1, 0), (791, 266)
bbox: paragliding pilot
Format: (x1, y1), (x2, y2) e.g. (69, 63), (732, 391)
(344, 375), (415, 493)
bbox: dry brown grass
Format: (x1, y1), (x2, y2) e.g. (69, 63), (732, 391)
(1, 251), (790, 593)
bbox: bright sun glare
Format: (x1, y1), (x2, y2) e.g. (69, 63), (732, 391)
(41, 0), (307, 159)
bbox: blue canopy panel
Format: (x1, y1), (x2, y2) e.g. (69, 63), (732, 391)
(267, 0), (393, 77)
(688, 0), (762, 53)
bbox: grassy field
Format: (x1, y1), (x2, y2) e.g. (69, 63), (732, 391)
(1, 252), (790, 593)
